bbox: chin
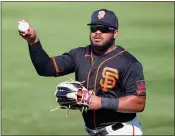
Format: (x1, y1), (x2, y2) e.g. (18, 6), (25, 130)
(92, 42), (103, 46)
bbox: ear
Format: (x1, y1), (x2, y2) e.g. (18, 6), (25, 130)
(113, 30), (119, 39)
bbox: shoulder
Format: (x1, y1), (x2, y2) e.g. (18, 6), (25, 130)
(116, 46), (144, 79)
(118, 46), (142, 65)
(116, 46), (143, 73)
(68, 45), (91, 57)
(69, 45), (90, 52)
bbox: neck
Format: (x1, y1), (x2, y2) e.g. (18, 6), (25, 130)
(93, 44), (117, 56)
(104, 44), (117, 54)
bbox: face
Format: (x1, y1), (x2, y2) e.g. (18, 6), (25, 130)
(90, 25), (118, 47)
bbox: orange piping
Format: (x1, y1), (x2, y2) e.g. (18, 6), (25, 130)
(94, 50), (126, 93)
(86, 50), (94, 90)
(93, 50), (126, 129)
(51, 57), (59, 76)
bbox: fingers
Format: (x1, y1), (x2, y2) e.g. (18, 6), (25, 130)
(19, 27), (30, 36)
(18, 30), (29, 39)
(19, 19), (34, 29)
(18, 20), (34, 39)
(18, 19), (39, 44)
(88, 95), (102, 110)
(18, 19), (32, 34)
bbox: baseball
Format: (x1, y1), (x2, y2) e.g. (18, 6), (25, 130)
(18, 20), (30, 32)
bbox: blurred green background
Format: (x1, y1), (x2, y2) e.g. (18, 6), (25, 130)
(2, 2), (174, 135)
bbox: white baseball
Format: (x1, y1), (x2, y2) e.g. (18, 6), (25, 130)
(18, 21), (30, 32)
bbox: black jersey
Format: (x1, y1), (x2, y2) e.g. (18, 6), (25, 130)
(29, 42), (146, 129)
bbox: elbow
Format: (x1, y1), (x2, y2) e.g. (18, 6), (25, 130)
(37, 72), (46, 76)
(35, 69), (45, 76)
(138, 103), (146, 112)
(33, 59), (56, 77)
(36, 69), (53, 77)
(137, 96), (146, 112)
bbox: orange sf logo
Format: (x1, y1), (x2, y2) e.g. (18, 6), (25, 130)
(100, 67), (119, 92)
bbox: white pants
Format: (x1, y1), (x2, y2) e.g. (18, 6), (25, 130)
(106, 118), (143, 135)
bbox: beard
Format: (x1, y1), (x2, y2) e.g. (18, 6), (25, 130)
(90, 34), (115, 54)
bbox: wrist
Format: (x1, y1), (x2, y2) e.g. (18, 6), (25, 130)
(101, 97), (119, 111)
(28, 40), (42, 51)
(28, 36), (39, 45)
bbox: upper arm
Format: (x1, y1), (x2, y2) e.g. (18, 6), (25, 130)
(52, 48), (77, 76)
(120, 62), (146, 96)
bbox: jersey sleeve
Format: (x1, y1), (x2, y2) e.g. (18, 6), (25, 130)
(120, 62), (146, 96)
(52, 48), (77, 76)
(28, 41), (79, 77)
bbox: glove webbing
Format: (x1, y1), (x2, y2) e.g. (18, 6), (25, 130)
(50, 104), (88, 117)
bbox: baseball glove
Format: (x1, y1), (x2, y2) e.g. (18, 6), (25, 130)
(50, 80), (93, 117)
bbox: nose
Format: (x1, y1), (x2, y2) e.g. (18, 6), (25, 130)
(95, 30), (102, 34)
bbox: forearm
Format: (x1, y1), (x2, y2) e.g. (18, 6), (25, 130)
(101, 95), (146, 113)
(28, 41), (56, 76)
(117, 95), (145, 113)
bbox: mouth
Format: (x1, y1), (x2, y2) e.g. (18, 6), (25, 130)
(93, 37), (102, 42)
(94, 39), (101, 42)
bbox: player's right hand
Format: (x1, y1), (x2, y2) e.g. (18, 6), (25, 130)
(18, 19), (39, 45)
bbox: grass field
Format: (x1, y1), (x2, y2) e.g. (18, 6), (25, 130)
(2, 2), (174, 135)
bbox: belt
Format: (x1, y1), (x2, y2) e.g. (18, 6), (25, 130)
(85, 123), (124, 136)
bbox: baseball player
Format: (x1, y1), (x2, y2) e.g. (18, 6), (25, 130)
(19, 9), (146, 135)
